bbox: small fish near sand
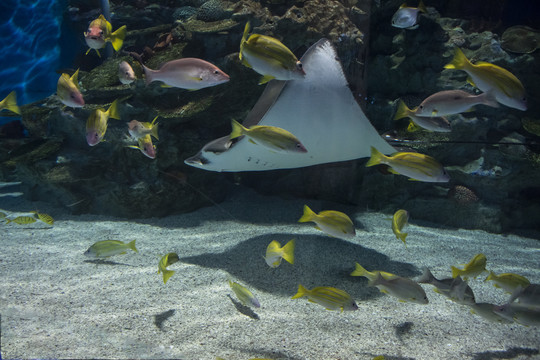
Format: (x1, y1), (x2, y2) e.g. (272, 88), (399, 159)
(451, 253), (487, 280)
(228, 280), (260, 308)
(508, 284), (540, 308)
(84, 14), (127, 57)
(418, 268), (475, 305)
(0, 91), (21, 115)
(158, 252), (180, 284)
(86, 99), (121, 146)
(444, 47), (527, 111)
(230, 119), (307, 154)
(298, 205), (355, 239)
(394, 99), (451, 132)
(468, 302), (513, 324)
(6, 215), (37, 225)
(84, 239), (138, 258)
(291, 284), (358, 311)
(392, 209), (409, 246)
(484, 271), (530, 294)
(142, 58), (229, 90)
(126, 134), (156, 159)
(264, 239), (295, 268)
(366, 147), (450, 183)
(118, 61), (136, 85)
(350, 263), (398, 281)
(30, 211), (55, 226)
(369, 273), (429, 304)
(57, 69), (84, 108)
(414, 90), (499, 117)
(240, 22), (305, 84)
(391, 0), (427, 29)
(493, 303), (540, 327)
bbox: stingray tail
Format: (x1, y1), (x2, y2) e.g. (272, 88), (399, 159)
(366, 147), (387, 167)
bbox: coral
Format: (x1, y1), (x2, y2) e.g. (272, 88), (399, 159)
(448, 185), (480, 205)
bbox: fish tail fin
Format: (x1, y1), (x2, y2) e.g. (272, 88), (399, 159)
(162, 269), (175, 284)
(127, 239), (138, 253)
(451, 266), (461, 279)
(291, 284), (307, 299)
(298, 205), (316, 223)
(150, 117), (159, 140)
(106, 99), (121, 120)
(350, 263), (368, 277)
(142, 64), (155, 85)
(479, 91), (499, 108)
(5, 218), (12, 224)
(444, 47), (471, 70)
(484, 270), (496, 282)
(418, 0), (427, 13)
(399, 232), (408, 245)
(407, 120), (422, 132)
(394, 99), (412, 120)
(259, 75), (275, 85)
(230, 119), (246, 139)
(365, 146), (386, 167)
(2, 91), (21, 115)
(71, 69), (80, 89)
(417, 267), (435, 284)
(281, 239), (295, 265)
(239, 22), (251, 61)
(110, 25), (127, 52)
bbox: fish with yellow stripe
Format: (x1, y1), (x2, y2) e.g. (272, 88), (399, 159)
(264, 239), (295, 268)
(6, 216), (37, 225)
(158, 252), (179, 284)
(229, 280), (260, 308)
(292, 284), (358, 311)
(57, 69), (84, 108)
(239, 22), (305, 84)
(444, 47), (527, 110)
(298, 205), (355, 239)
(86, 99), (121, 146)
(30, 211), (54, 226)
(84, 14), (126, 57)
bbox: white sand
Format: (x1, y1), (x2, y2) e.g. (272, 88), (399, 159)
(1, 186), (539, 359)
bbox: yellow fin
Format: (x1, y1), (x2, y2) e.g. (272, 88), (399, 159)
(407, 120), (422, 132)
(230, 119), (246, 140)
(281, 239), (295, 265)
(394, 99), (412, 120)
(466, 76), (476, 87)
(444, 47), (470, 70)
(258, 74), (275, 85)
(417, 0), (427, 13)
(162, 269), (175, 284)
(106, 99), (121, 120)
(109, 25), (126, 52)
(291, 284), (308, 299)
(365, 146), (386, 167)
(1, 91), (21, 115)
(298, 205), (316, 223)
(70, 69), (80, 90)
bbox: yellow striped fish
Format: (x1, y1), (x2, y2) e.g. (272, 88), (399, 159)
(229, 280), (260, 308)
(291, 284), (358, 311)
(6, 216), (37, 225)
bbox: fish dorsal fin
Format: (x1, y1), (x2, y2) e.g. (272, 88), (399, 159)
(71, 69), (80, 89)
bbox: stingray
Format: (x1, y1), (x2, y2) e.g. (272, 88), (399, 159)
(185, 39), (395, 172)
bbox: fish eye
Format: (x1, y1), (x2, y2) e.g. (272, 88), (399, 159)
(70, 94), (75, 99)
(99, 30), (104, 35)
(419, 105), (424, 109)
(296, 61), (303, 69)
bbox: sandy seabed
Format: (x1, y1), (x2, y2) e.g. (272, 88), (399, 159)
(1, 186), (539, 360)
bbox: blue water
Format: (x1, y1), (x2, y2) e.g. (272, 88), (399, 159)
(0, 0), (69, 116)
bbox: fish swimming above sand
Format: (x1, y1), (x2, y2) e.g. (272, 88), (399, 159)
(118, 61), (136, 84)
(298, 205), (355, 239)
(84, 239), (138, 258)
(57, 69), (84, 108)
(414, 90), (499, 117)
(158, 252), (180, 284)
(444, 47), (527, 110)
(451, 253), (487, 280)
(141, 58), (229, 90)
(228, 280), (260, 308)
(86, 99), (121, 146)
(84, 14), (126, 57)
(240, 22), (305, 84)
(391, 0), (427, 29)
(0, 91), (21, 115)
(418, 268), (475, 305)
(484, 271), (530, 293)
(185, 39), (395, 172)
(493, 303), (540, 326)
(366, 147), (450, 183)
(392, 209), (409, 246)
(394, 99), (451, 132)
(350, 263), (398, 281)
(468, 302), (513, 324)
(508, 284), (540, 308)
(264, 239), (295, 268)
(291, 284), (358, 311)
(369, 273), (429, 304)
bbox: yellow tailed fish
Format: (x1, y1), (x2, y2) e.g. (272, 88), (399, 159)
(240, 22), (305, 84)
(84, 14), (126, 56)
(6, 216), (37, 225)
(451, 253), (487, 280)
(350, 263), (398, 280)
(394, 99), (451, 132)
(158, 252), (180, 284)
(369, 273), (428, 304)
(291, 284), (358, 311)
(484, 271), (530, 293)
(230, 119), (307, 154)
(30, 211), (54, 225)
(126, 134), (156, 159)
(392, 209), (409, 246)
(228, 280), (260, 308)
(86, 99), (121, 146)
(414, 90), (498, 117)
(264, 239), (295, 268)
(444, 47), (527, 110)
(0, 91), (21, 115)
(84, 239), (138, 258)
(298, 205), (355, 239)
(366, 146), (450, 183)
(57, 69), (84, 108)
(127, 116), (159, 140)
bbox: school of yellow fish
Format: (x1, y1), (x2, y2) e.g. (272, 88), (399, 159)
(0, 3), (538, 359)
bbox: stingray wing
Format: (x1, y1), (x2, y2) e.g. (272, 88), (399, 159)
(185, 39), (395, 172)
